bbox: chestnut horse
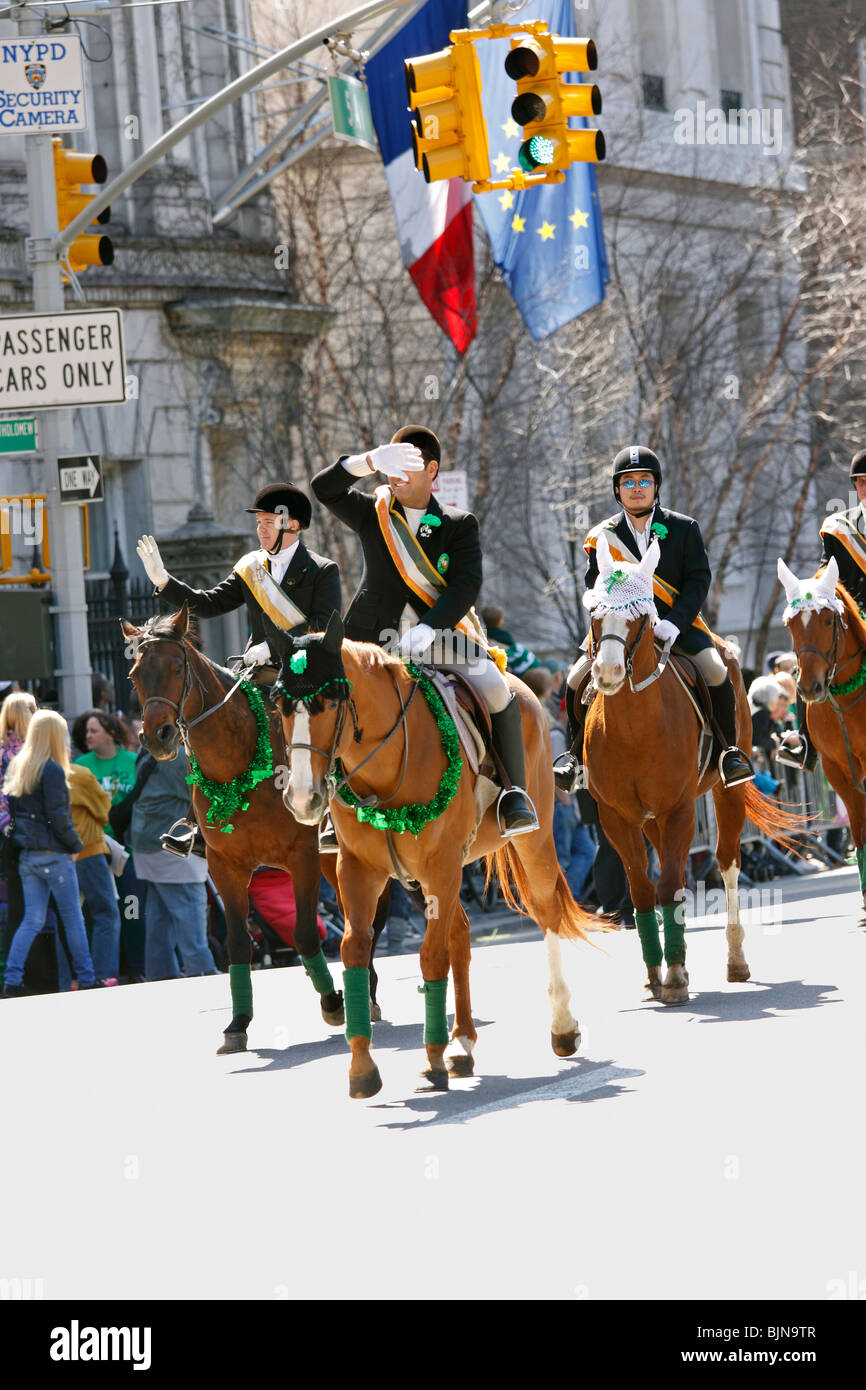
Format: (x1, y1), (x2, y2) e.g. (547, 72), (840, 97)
(122, 605), (387, 1053)
(265, 611), (596, 1100)
(584, 533), (802, 1005)
(777, 555), (866, 906)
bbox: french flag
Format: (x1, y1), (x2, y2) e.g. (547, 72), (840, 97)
(366, 0), (476, 354)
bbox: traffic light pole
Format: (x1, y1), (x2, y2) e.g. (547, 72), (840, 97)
(18, 7), (92, 716)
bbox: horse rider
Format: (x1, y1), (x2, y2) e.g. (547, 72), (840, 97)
(777, 446), (866, 772)
(552, 445), (755, 794)
(136, 482), (341, 851)
(311, 424), (540, 840)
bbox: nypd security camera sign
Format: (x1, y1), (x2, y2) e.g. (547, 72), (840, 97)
(0, 35), (86, 133)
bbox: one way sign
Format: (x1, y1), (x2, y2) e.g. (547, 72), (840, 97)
(58, 454), (103, 503)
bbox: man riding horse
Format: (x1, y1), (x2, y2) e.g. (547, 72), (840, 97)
(777, 447), (866, 773)
(553, 445), (755, 794)
(136, 482), (341, 850)
(311, 425), (539, 840)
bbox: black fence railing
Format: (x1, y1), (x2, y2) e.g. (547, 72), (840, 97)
(86, 573), (160, 713)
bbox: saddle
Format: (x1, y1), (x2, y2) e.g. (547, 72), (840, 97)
(428, 667), (508, 788)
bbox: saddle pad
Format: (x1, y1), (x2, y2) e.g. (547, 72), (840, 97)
(428, 672), (499, 853)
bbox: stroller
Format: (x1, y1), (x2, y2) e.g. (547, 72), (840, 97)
(247, 867), (343, 968)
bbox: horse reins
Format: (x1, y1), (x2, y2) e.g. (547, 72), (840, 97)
(590, 612), (674, 692)
(793, 608), (866, 791)
(136, 634), (245, 744)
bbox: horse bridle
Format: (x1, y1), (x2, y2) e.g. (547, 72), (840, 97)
(589, 611), (673, 693)
(791, 608), (849, 690)
(284, 668), (422, 810)
(136, 634), (244, 742)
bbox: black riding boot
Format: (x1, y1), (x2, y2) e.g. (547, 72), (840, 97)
(709, 680), (754, 787)
(491, 694), (540, 836)
(160, 818), (206, 858)
(318, 811), (339, 854)
(553, 680), (587, 793)
(775, 694), (818, 771)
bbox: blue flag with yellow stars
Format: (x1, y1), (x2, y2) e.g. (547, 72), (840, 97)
(474, 0), (609, 340)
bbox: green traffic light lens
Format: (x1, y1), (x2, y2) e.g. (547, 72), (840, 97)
(528, 134), (556, 166)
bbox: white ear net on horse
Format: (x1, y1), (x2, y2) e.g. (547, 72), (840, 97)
(584, 563), (658, 620)
(779, 555), (844, 625)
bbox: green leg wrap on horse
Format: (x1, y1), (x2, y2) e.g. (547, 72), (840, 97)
(229, 964), (253, 1019)
(661, 902), (686, 965)
(418, 977), (449, 1047)
(634, 909), (663, 968)
(857, 846), (866, 893)
(343, 966), (372, 1041)
(302, 948), (336, 997)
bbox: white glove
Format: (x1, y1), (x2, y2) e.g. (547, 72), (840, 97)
(344, 443), (425, 482)
(653, 619), (679, 645)
(243, 641), (272, 667)
(137, 535), (169, 589)
(398, 622), (435, 661)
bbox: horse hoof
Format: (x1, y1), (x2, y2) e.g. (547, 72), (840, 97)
(370, 1001), (382, 1023)
(660, 987), (689, 1006)
(447, 1053), (475, 1077)
(349, 1067), (382, 1099)
(217, 1032), (247, 1054)
(644, 979), (664, 1000)
(551, 1029), (580, 1057)
(416, 1067), (449, 1092)
(321, 991), (344, 1026)
(727, 963), (751, 983)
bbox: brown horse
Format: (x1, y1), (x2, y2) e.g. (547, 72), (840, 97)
(584, 534), (803, 1005)
(265, 611), (596, 1099)
(122, 605), (388, 1053)
(778, 555), (866, 905)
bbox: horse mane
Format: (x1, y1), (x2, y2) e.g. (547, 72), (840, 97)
(137, 612), (237, 688)
(832, 578), (866, 649)
(342, 638), (408, 677)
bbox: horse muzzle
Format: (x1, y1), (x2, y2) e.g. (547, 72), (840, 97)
(282, 785), (327, 825)
(139, 723), (181, 760)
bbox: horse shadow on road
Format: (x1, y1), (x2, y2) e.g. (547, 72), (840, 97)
(628, 977), (839, 1025)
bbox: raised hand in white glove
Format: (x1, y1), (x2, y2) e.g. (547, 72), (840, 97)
(398, 622), (435, 662)
(343, 443), (425, 482)
(242, 640), (272, 667)
(136, 535), (169, 589)
(653, 619), (680, 646)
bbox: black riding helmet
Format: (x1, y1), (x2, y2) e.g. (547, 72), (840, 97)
(849, 448), (866, 480)
(245, 482), (312, 556)
(612, 445), (662, 499)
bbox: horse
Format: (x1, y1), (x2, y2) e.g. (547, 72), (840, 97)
(264, 610), (597, 1099)
(777, 555), (866, 906)
(122, 605), (389, 1053)
(583, 532), (804, 1005)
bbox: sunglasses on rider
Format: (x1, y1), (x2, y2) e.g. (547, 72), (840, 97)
(620, 479), (655, 489)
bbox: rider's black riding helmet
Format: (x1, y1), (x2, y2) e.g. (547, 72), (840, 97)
(612, 445), (662, 500)
(849, 448), (866, 480)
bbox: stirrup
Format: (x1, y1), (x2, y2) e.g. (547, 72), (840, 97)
(774, 736), (808, 770)
(160, 820), (196, 858)
(495, 787), (539, 837)
(318, 813), (339, 854)
(718, 747), (755, 788)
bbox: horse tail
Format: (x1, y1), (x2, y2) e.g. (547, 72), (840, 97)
(486, 844), (598, 944)
(743, 782), (812, 856)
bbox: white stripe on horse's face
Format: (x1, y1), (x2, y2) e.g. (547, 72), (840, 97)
(592, 610), (630, 694)
(288, 706), (317, 822)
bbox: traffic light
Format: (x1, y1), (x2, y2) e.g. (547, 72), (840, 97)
(505, 33), (605, 173)
(52, 139), (114, 273)
(405, 37), (490, 184)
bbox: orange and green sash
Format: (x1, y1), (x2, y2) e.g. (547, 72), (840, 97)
(585, 527), (713, 637)
(820, 513), (866, 576)
(373, 487), (507, 672)
(233, 552), (307, 631)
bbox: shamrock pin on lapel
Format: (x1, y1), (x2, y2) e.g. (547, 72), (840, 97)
(419, 512), (441, 541)
(651, 521), (668, 539)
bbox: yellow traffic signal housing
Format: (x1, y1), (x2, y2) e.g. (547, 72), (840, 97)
(405, 36), (491, 184)
(506, 33), (605, 173)
(52, 139), (114, 274)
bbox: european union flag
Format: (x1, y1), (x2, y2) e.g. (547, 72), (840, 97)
(473, 0), (609, 340)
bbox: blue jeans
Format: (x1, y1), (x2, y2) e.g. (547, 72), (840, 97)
(6, 851), (95, 988)
(57, 854), (122, 989)
(143, 880), (218, 981)
(553, 803), (596, 903)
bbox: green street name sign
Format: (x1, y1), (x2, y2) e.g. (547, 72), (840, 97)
(328, 74), (377, 152)
(0, 417), (38, 454)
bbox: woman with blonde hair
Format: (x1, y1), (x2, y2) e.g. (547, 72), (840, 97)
(1, 710), (97, 997)
(1, 692), (37, 973)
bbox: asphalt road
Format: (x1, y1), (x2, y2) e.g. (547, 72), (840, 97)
(2, 863), (863, 1302)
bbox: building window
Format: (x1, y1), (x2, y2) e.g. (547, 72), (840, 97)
(721, 89), (744, 118)
(641, 73), (666, 111)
